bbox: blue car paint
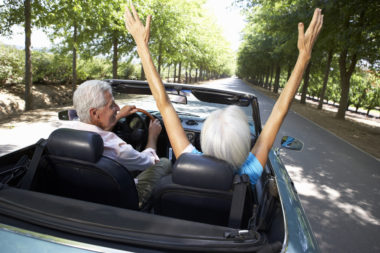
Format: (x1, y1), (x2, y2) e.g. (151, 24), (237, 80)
(268, 150), (320, 252)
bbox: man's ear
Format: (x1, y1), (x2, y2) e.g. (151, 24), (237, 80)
(89, 108), (98, 123)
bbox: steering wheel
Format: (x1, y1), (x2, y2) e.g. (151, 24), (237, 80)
(113, 108), (155, 151)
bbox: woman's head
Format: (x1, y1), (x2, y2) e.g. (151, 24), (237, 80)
(201, 105), (251, 169)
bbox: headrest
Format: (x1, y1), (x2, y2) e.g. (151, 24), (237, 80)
(172, 153), (234, 191)
(47, 128), (104, 163)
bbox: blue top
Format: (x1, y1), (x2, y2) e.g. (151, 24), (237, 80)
(190, 148), (263, 187)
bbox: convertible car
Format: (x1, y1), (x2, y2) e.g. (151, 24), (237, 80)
(0, 79), (319, 252)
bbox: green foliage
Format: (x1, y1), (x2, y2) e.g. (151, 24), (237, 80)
(235, 0), (379, 116)
(32, 51), (72, 84)
(0, 44), (24, 85)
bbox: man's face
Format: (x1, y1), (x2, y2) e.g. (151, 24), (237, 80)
(92, 91), (120, 131)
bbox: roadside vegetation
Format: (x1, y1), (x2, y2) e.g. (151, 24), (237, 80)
(0, 0), (234, 111)
(235, 0), (379, 119)
(0, 0), (378, 120)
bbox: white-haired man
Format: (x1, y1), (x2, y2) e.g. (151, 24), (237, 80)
(70, 80), (171, 207)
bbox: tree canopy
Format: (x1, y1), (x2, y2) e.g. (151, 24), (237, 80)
(235, 0), (379, 118)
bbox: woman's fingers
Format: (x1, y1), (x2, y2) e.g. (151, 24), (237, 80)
(124, 6), (134, 29)
(131, 4), (141, 23)
(298, 22), (305, 49)
(145, 15), (152, 43)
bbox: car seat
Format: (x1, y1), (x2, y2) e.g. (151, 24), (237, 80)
(152, 153), (253, 228)
(31, 128), (139, 210)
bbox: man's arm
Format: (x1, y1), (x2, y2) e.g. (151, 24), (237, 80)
(252, 8), (323, 167)
(124, 4), (190, 158)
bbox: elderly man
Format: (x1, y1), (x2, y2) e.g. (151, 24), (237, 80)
(69, 80), (171, 207)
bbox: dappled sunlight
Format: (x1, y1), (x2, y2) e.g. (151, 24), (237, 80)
(286, 164), (380, 227)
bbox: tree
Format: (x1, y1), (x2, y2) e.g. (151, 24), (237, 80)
(0, 0), (38, 110)
(40, 0), (104, 93)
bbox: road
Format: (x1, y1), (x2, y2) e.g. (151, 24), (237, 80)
(1, 78), (379, 252)
(203, 77), (380, 253)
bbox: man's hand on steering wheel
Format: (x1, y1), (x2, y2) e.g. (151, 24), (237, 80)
(146, 119), (162, 151)
(116, 105), (138, 121)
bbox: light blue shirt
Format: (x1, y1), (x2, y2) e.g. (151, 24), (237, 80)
(189, 147), (263, 187)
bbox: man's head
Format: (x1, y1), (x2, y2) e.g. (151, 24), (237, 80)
(73, 80), (120, 130)
(200, 105), (251, 169)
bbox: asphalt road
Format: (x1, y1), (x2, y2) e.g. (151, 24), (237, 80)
(1, 78), (379, 252)
(203, 77), (380, 253)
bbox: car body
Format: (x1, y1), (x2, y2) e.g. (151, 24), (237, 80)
(0, 79), (319, 252)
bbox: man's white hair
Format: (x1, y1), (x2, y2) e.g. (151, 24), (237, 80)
(201, 105), (251, 169)
(73, 80), (112, 123)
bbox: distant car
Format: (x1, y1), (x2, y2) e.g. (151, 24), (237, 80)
(0, 79), (319, 252)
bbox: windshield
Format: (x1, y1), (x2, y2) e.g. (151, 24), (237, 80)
(114, 92), (254, 123)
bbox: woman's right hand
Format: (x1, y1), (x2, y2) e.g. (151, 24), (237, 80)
(297, 8), (323, 59)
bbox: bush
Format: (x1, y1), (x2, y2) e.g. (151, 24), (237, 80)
(32, 51), (72, 84)
(118, 61), (136, 79)
(0, 44), (24, 85)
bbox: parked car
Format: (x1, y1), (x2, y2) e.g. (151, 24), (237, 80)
(0, 79), (319, 252)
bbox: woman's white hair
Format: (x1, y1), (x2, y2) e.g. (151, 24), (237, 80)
(73, 80), (112, 123)
(201, 105), (251, 169)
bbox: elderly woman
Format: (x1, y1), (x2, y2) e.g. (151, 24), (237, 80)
(124, 4), (323, 186)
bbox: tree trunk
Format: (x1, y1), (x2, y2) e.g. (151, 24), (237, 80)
(318, 50), (333, 109)
(264, 67), (270, 88)
(273, 64), (281, 94)
(112, 32), (118, 79)
(336, 49), (357, 119)
(195, 69), (198, 83)
(72, 23), (77, 94)
(269, 66), (274, 91)
(189, 69), (192, 83)
(300, 61), (312, 104)
(140, 63), (145, 80)
(173, 63), (177, 83)
(287, 64), (292, 81)
(167, 64), (170, 81)
(157, 42), (162, 75)
(178, 62), (182, 83)
(24, 0), (33, 111)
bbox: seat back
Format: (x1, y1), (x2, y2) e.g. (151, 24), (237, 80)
(152, 153), (237, 226)
(33, 128), (138, 210)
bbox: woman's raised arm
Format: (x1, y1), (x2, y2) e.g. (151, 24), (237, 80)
(124, 4), (190, 158)
(252, 8), (323, 167)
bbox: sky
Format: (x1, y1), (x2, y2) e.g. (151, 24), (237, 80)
(0, 0), (245, 52)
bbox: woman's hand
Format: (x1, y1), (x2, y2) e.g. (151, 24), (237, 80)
(297, 8), (323, 59)
(124, 3), (151, 46)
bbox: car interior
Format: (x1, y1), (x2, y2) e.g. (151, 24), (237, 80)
(0, 83), (286, 252)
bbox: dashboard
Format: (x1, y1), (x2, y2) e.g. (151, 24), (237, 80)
(114, 111), (204, 160)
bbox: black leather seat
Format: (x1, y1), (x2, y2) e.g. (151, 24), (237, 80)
(33, 128), (139, 210)
(152, 153), (253, 227)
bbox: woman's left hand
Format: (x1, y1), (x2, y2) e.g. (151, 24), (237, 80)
(124, 3), (151, 46)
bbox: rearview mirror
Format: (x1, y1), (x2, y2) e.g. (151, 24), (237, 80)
(168, 94), (187, 104)
(280, 136), (303, 151)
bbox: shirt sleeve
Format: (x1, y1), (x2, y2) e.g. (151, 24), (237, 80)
(102, 132), (157, 172)
(182, 144), (202, 155)
(238, 152), (263, 186)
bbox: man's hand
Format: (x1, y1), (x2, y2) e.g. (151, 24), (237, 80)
(297, 8), (323, 59)
(148, 119), (162, 139)
(146, 119), (162, 150)
(124, 3), (151, 46)
(116, 105), (138, 121)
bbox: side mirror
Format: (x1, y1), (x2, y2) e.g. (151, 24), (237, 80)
(280, 136), (303, 151)
(58, 109), (78, 120)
